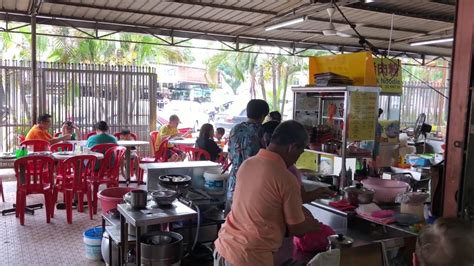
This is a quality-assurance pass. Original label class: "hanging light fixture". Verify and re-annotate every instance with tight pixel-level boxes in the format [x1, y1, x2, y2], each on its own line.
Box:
[410, 37, 453, 46]
[265, 16, 307, 31]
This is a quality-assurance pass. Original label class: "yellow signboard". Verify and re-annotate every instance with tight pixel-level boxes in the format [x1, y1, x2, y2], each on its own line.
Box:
[308, 51, 377, 86]
[373, 58, 403, 94]
[348, 91, 378, 141]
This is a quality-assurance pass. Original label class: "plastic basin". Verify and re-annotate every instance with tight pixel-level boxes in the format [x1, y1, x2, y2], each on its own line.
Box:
[97, 187, 134, 214]
[361, 178, 410, 203]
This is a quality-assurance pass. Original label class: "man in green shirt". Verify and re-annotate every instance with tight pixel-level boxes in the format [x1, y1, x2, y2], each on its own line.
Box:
[86, 121, 117, 148]
[87, 121, 117, 171]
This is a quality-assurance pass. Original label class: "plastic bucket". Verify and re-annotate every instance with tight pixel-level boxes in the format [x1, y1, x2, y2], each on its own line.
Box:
[83, 227, 104, 261]
[203, 169, 229, 195]
[97, 187, 134, 214]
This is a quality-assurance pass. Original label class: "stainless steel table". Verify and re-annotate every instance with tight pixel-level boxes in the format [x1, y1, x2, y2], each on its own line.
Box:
[117, 201, 197, 265]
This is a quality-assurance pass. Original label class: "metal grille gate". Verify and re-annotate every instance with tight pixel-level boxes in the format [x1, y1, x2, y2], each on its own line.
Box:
[0, 60, 157, 155]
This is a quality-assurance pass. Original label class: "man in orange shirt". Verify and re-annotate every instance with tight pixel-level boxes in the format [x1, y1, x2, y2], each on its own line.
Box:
[25, 114, 71, 144]
[214, 121, 321, 266]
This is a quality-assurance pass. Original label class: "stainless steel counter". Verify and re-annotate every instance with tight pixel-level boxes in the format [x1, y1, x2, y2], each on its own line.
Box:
[142, 161, 220, 190]
[117, 201, 197, 265]
[117, 201, 197, 227]
[274, 199, 417, 265]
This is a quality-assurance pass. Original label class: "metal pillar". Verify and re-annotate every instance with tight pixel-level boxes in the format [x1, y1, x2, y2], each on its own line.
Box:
[31, 15, 38, 124]
[443, 0, 474, 218]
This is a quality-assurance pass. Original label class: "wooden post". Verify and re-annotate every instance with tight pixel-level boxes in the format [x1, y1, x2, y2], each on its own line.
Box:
[443, 0, 474, 217]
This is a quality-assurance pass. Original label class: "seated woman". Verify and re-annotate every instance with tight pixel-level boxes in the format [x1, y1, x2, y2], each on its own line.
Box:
[60, 120, 79, 140]
[195, 123, 222, 161]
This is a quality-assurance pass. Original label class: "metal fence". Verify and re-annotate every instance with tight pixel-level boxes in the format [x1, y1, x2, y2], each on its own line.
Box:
[0, 60, 157, 154]
[400, 81, 448, 128]
[378, 81, 448, 130]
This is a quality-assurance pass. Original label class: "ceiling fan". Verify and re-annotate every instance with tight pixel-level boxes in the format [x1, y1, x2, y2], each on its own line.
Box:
[285, 6, 363, 40]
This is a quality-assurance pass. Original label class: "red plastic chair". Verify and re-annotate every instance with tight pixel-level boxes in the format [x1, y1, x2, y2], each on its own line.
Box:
[14, 156, 55, 225]
[136, 137, 174, 185]
[85, 132, 97, 139]
[18, 135, 26, 143]
[21, 139, 50, 152]
[90, 146, 126, 214]
[177, 145, 210, 161]
[90, 143, 118, 154]
[217, 153, 232, 173]
[53, 155, 97, 223]
[54, 132, 61, 138]
[50, 142, 74, 152]
[150, 131, 159, 154]
[114, 132, 138, 140]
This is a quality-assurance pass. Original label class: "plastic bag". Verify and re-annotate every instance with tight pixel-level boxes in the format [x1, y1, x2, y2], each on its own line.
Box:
[293, 224, 336, 252]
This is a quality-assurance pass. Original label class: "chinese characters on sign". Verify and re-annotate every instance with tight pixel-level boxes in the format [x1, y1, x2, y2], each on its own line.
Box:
[373, 58, 403, 94]
[348, 91, 377, 141]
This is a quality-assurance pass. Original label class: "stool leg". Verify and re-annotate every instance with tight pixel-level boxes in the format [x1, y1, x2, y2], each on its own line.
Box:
[0, 179, 4, 202]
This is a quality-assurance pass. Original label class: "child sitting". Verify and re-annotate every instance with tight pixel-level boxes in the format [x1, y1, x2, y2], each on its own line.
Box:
[118, 129, 140, 178]
[215, 127, 225, 147]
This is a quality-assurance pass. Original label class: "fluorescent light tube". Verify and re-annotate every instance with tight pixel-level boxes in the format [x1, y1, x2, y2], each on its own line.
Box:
[410, 37, 453, 46]
[265, 16, 306, 31]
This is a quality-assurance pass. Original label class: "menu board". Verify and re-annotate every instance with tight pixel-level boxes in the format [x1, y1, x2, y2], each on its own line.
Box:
[348, 91, 377, 141]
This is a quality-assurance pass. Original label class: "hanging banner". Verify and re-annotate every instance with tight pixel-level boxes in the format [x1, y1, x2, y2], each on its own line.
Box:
[348, 91, 378, 141]
[373, 57, 403, 94]
[308, 51, 377, 86]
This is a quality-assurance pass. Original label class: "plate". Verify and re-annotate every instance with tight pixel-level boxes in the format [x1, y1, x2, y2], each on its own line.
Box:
[56, 152, 74, 155]
[0, 153, 16, 159]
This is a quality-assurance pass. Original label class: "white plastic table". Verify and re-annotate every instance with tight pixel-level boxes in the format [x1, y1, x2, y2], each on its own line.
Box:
[51, 151, 104, 160]
[117, 141, 149, 184]
[168, 138, 196, 146]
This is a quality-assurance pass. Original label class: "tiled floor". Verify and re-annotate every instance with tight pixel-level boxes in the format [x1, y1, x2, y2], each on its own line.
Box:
[0, 180, 108, 265]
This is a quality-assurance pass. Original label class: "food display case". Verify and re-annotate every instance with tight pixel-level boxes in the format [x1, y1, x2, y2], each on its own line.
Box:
[292, 86, 381, 187]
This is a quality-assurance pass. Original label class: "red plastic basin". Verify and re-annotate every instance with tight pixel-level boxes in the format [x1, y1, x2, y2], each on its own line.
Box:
[97, 187, 134, 214]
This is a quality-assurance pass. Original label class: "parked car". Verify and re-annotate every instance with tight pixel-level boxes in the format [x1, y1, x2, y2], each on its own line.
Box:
[160, 100, 210, 132]
[214, 101, 248, 135]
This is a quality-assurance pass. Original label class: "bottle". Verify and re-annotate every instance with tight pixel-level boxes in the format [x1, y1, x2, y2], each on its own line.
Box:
[354, 160, 363, 181]
[21, 146, 28, 157]
[346, 168, 353, 186]
[362, 159, 368, 178]
[71, 132, 77, 140]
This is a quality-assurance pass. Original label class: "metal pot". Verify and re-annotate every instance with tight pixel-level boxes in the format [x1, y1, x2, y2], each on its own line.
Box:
[124, 189, 148, 209]
[343, 183, 375, 206]
[328, 234, 354, 249]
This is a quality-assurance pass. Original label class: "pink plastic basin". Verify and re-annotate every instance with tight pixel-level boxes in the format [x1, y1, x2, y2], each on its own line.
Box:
[361, 178, 410, 203]
[97, 187, 134, 214]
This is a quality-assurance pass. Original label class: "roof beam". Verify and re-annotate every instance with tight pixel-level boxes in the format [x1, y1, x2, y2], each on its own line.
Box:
[306, 17, 427, 35]
[42, 0, 252, 27]
[0, 10, 452, 58]
[346, 3, 454, 23]
[168, 1, 277, 15]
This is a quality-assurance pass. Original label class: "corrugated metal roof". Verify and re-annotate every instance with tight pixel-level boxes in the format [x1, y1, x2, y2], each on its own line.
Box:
[0, 0, 456, 57]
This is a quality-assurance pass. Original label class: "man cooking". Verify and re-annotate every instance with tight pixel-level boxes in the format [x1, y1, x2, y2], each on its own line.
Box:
[214, 121, 322, 266]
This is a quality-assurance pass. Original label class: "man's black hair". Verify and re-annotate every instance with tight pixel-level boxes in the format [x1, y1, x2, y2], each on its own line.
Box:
[268, 111, 282, 122]
[270, 120, 308, 148]
[38, 114, 52, 123]
[95, 121, 109, 131]
[246, 99, 270, 120]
